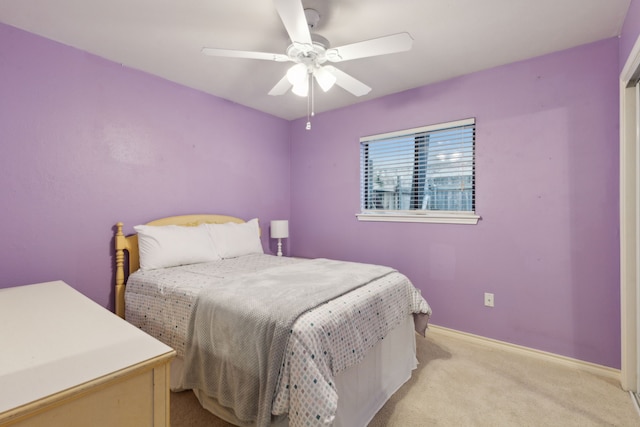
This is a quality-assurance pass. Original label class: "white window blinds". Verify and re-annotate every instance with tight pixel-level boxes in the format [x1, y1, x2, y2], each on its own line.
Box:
[359, 118, 476, 222]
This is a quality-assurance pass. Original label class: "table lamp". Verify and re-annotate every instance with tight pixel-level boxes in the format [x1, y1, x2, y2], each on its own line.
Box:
[270, 220, 289, 257]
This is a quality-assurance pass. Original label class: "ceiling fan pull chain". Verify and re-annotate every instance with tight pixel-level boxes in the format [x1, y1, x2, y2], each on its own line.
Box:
[306, 70, 313, 130]
[311, 73, 315, 118]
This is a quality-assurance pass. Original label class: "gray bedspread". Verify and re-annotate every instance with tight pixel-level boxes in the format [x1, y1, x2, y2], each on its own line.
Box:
[180, 258, 395, 427]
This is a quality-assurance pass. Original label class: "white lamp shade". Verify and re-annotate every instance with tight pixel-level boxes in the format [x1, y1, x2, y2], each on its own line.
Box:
[286, 63, 307, 85]
[291, 75, 309, 97]
[270, 220, 289, 239]
[314, 66, 337, 92]
[287, 64, 308, 97]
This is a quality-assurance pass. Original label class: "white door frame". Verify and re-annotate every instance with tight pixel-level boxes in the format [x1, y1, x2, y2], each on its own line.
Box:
[620, 34, 640, 391]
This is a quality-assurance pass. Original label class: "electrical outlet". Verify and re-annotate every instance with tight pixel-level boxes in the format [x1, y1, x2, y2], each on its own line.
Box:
[484, 292, 494, 307]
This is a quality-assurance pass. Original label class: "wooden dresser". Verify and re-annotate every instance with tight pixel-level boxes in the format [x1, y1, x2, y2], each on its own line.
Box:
[0, 281, 176, 427]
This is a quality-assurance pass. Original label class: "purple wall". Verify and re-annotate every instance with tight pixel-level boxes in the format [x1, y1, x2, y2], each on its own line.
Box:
[0, 23, 291, 309]
[0, 15, 628, 369]
[289, 39, 621, 368]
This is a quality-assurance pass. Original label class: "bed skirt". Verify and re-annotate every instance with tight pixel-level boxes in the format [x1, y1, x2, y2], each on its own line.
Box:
[170, 314, 418, 426]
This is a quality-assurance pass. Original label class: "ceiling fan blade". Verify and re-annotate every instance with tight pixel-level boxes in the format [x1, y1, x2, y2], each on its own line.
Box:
[273, 0, 313, 45]
[325, 32, 413, 63]
[324, 66, 371, 97]
[268, 75, 292, 96]
[201, 47, 289, 62]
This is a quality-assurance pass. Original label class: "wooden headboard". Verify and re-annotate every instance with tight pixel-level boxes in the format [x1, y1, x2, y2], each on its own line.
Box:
[114, 214, 246, 318]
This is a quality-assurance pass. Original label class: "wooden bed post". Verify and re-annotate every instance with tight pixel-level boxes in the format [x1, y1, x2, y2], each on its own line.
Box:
[115, 222, 126, 318]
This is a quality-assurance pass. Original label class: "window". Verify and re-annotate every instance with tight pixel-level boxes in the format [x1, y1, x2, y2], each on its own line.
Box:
[357, 118, 479, 224]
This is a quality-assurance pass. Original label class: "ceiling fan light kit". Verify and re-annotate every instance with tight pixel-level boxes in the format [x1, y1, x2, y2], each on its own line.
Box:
[286, 63, 308, 93]
[201, 0, 413, 129]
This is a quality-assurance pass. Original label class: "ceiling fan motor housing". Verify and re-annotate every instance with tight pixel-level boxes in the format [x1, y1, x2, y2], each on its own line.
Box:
[286, 33, 330, 68]
[284, 8, 329, 68]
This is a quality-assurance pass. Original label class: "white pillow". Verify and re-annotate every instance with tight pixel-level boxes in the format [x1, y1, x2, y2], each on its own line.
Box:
[206, 218, 264, 259]
[134, 224, 220, 270]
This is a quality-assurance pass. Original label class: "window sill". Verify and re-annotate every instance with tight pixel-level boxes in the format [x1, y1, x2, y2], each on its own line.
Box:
[356, 212, 480, 224]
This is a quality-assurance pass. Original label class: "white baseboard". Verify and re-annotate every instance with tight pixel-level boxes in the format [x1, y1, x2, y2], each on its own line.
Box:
[428, 324, 620, 382]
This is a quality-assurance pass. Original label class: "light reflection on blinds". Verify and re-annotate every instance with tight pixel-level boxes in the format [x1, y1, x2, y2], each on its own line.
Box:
[360, 118, 475, 213]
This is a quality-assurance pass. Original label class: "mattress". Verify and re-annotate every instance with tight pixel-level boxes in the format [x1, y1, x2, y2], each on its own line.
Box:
[182, 314, 418, 427]
[125, 254, 431, 426]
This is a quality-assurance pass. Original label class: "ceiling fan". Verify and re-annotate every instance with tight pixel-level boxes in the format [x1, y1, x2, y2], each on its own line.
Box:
[201, 0, 413, 107]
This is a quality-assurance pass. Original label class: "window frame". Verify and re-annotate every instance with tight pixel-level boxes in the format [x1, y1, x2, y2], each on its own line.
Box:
[356, 118, 480, 225]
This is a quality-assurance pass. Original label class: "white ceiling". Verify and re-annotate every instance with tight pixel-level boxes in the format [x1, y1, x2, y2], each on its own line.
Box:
[0, 0, 631, 120]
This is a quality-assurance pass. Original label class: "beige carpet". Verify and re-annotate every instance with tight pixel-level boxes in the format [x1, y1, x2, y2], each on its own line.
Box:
[171, 328, 639, 426]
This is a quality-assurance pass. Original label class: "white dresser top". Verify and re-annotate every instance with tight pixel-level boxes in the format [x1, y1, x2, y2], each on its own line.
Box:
[0, 280, 174, 414]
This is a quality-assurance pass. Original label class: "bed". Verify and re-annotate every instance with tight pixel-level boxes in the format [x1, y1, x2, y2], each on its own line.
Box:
[114, 214, 431, 427]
